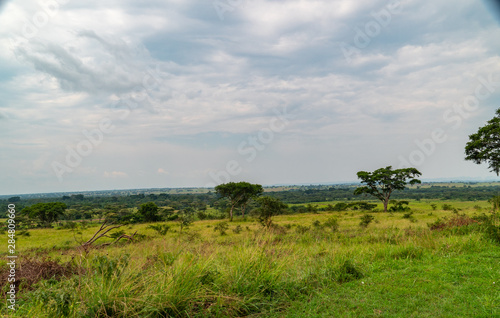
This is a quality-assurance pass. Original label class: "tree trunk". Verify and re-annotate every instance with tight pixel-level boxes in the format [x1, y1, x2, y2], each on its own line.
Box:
[229, 205, 234, 222]
[383, 199, 389, 212]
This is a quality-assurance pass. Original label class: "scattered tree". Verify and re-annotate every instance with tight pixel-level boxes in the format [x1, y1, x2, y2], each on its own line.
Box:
[256, 196, 288, 228]
[21, 202, 67, 226]
[215, 182, 264, 221]
[354, 166, 422, 212]
[138, 202, 160, 223]
[176, 211, 193, 232]
[465, 108, 500, 175]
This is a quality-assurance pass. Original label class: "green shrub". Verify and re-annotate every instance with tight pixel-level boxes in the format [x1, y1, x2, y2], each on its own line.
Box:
[323, 218, 339, 232]
[359, 214, 375, 228]
[442, 204, 454, 211]
[312, 220, 322, 228]
[296, 225, 310, 234]
[335, 260, 364, 283]
[214, 221, 229, 235]
[232, 225, 242, 234]
[147, 224, 170, 236]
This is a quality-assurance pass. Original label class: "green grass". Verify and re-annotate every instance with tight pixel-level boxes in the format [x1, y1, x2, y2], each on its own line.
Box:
[1, 200, 499, 317]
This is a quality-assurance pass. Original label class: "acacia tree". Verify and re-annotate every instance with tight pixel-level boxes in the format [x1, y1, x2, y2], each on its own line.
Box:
[22, 202, 67, 227]
[465, 108, 500, 175]
[354, 166, 422, 212]
[214, 182, 264, 221]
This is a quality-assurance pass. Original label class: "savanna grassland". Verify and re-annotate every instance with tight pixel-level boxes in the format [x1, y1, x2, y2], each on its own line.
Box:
[1, 199, 499, 317]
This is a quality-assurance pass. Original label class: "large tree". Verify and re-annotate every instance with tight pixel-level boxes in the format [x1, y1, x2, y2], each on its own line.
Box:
[465, 108, 500, 175]
[214, 182, 264, 221]
[354, 166, 422, 212]
[22, 202, 67, 226]
[138, 202, 160, 223]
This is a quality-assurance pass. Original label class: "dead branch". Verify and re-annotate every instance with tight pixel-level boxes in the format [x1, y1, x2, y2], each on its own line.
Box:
[79, 220, 133, 255]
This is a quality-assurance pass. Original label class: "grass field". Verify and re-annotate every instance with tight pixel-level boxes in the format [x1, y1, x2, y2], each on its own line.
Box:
[1, 200, 499, 317]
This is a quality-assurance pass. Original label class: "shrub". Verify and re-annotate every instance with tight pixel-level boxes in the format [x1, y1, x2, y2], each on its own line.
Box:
[232, 225, 242, 234]
[296, 225, 310, 234]
[312, 220, 322, 228]
[332, 202, 349, 212]
[147, 224, 171, 236]
[108, 230, 125, 239]
[442, 204, 454, 211]
[323, 218, 339, 232]
[214, 222, 229, 236]
[359, 214, 375, 228]
[336, 260, 363, 283]
[389, 200, 411, 212]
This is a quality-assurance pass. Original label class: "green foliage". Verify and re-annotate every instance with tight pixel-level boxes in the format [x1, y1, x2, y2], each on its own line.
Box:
[389, 200, 411, 212]
[108, 229, 125, 239]
[488, 195, 500, 212]
[332, 202, 348, 211]
[215, 182, 264, 221]
[306, 204, 318, 213]
[347, 201, 377, 211]
[465, 108, 500, 175]
[176, 212, 194, 232]
[402, 212, 414, 219]
[147, 224, 170, 236]
[335, 260, 364, 283]
[295, 225, 310, 234]
[312, 220, 322, 228]
[323, 217, 339, 232]
[442, 203, 454, 211]
[21, 202, 67, 226]
[431, 203, 438, 210]
[359, 214, 375, 228]
[354, 166, 422, 212]
[138, 202, 160, 222]
[256, 196, 288, 228]
[214, 221, 229, 235]
[92, 254, 130, 282]
[232, 225, 242, 234]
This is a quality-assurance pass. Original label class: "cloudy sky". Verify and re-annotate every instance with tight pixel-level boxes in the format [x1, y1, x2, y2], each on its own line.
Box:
[1, 0, 500, 195]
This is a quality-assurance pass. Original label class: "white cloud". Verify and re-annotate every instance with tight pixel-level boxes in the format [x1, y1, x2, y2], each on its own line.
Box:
[1, 0, 500, 194]
[104, 171, 128, 178]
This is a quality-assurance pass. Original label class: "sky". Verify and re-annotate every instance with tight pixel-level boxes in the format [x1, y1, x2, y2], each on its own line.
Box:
[1, 0, 500, 195]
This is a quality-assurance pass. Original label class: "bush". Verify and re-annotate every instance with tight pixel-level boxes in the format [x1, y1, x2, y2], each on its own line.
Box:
[336, 260, 364, 283]
[296, 225, 310, 234]
[214, 222, 229, 236]
[389, 200, 411, 212]
[442, 204, 454, 211]
[359, 214, 375, 228]
[232, 225, 242, 234]
[323, 218, 339, 232]
[312, 220, 322, 228]
[147, 224, 170, 236]
[332, 202, 349, 212]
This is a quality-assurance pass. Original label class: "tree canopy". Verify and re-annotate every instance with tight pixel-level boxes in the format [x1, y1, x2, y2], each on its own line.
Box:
[22, 202, 67, 226]
[465, 108, 500, 175]
[214, 182, 264, 221]
[256, 196, 288, 228]
[354, 166, 422, 212]
[138, 202, 160, 223]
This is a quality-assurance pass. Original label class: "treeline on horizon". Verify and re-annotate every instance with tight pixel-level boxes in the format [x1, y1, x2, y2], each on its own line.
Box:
[2, 183, 500, 219]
